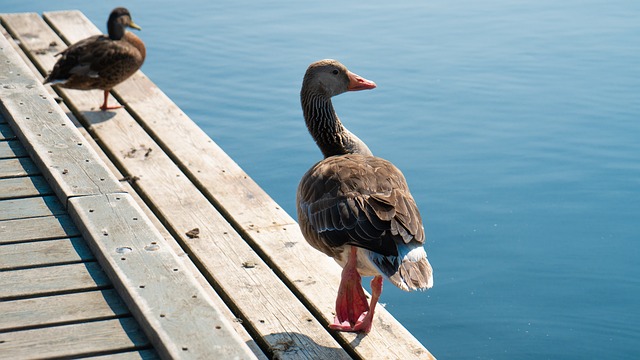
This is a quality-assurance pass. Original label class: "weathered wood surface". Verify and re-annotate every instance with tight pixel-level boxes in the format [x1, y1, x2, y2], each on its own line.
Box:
[0, 18, 258, 360]
[0, 139, 27, 158]
[0, 237, 93, 270]
[0, 318, 151, 359]
[0, 17, 125, 205]
[21, 10, 354, 360]
[0, 157, 39, 178]
[0, 123, 15, 140]
[0, 10, 436, 359]
[0, 262, 110, 300]
[86, 350, 160, 360]
[0, 20, 265, 360]
[0, 195, 66, 221]
[40, 10, 435, 360]
[0, 289, 128, 332]
[0, 214, 79, 244]
[68, 193, 260, 360]
[0, 175, 52, 200]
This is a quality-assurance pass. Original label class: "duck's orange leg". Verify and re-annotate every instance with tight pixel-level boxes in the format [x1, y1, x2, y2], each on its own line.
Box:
[329, 246, 371, 332]
[99, 90, 123, 111]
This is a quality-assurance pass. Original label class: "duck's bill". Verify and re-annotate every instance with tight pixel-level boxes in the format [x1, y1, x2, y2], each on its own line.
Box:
[129, 21, 142, 31]
[347, 71, 377, 91]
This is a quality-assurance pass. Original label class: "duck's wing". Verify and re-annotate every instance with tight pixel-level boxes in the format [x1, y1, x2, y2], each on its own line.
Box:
[297, 154, 425, 257]
[45, 35, 140, 84]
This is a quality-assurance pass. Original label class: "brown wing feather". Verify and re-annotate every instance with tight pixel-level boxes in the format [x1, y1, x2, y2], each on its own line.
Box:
[297, 154, 424, 258]
[45, 34, 144, 90]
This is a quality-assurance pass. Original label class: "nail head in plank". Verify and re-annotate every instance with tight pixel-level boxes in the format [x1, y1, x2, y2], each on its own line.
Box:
[0, 262, 110, 300]
[0, 317, 150, 359]
[68, 193, 257, 360]
[0, 289, 129, 332]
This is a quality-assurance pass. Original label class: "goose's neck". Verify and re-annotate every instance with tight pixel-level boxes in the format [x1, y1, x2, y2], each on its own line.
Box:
[302, 92, 372, 158]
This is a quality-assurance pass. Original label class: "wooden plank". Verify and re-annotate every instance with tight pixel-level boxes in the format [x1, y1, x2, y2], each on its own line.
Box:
[43, 11, 434, 360]
[0, 175, 52, 200]
[87, 350, 160, 360]
[69, 193, 258, 360]
[60, 90, 351, 358]
[0, 289, 129, 332]
[0, 214, 80, 244]
[0, 317, 150, 359]
[0, 123, 16, 140]
[0, 16, 125, 206]
[0, 157, 39, 178]
[0, 139, 27, 158]
[0, 262, 110, 300]
[1, 21, 265, 360]
[30, 11, 351, 359]
[0, 237, 94, 270]
[0, 195, 66, 221]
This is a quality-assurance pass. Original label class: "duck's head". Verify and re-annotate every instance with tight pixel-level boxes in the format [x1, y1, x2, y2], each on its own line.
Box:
[302, 59, 376, 98]
[107, 7, 141, 39]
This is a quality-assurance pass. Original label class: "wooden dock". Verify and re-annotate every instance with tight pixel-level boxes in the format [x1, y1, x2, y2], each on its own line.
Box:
[0, 10, 435, 360]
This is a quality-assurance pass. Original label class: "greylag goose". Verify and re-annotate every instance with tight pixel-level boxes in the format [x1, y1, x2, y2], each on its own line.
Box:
[44, 7, 145, 111]
[297, 59, 433, 333]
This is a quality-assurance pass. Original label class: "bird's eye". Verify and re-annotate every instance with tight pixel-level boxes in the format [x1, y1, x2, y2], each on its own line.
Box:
[332, 69, 339, 75]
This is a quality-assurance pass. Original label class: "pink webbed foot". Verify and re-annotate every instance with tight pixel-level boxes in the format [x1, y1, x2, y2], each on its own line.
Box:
[329, 247, 384, 333]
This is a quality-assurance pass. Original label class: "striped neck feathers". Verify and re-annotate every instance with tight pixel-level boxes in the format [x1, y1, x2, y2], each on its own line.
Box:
[302, 93, 372, 158]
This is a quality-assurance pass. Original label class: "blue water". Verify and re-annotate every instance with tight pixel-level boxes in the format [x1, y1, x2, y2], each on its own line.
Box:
[5, 1, 640, 358]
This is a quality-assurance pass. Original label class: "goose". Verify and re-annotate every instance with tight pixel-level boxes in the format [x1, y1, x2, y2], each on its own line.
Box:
[297, 59, 433, 333]
[44, 7, 145, 111]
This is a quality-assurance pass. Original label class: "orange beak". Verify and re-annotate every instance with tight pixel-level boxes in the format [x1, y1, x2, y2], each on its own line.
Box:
[347, 71, 377, 91]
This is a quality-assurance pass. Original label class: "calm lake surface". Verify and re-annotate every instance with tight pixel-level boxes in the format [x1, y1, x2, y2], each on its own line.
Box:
[5, 1, 639, 358]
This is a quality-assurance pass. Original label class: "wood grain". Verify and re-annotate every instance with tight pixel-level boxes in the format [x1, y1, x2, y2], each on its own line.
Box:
[0, 139, 27, 158]
[0, 317, 150, 359]
[0, 262, 110, 300]
[0, 195, 66, 221]
[0, 157, 39, 179]
[0, 123, 15, 140]
[0, 237, 94, 270]
[0, 289, 129, 332]
[0, 214, 80, 244]
[0, 175, 52, 200]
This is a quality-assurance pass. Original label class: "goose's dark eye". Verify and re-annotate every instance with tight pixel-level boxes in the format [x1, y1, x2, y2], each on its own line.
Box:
[332, 69, 339, 75]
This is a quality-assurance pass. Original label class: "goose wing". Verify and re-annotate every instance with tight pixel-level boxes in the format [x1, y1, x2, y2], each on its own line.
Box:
[297, 154, 424, 258]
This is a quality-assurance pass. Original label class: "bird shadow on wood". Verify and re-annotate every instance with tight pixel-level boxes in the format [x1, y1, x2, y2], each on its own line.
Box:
[80, 109, 118, 124]
[262, 332, 352, 360]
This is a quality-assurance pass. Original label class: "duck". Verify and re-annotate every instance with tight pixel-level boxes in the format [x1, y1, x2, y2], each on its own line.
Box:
[297, 59, 433, 333]
[44, 7, 145, 111]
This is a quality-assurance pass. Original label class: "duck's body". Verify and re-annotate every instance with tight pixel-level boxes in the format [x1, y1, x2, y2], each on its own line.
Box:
[297, 60, 433, 333]
[44, 7, 145, 111]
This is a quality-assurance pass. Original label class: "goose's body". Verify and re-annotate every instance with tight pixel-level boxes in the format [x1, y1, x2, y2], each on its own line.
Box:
[44, 7, 145, 111]
[297, 60, 433, 333]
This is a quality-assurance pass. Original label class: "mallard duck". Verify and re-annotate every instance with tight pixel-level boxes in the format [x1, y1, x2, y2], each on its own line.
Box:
[297, 59, 433, 333]
[44, 7, 145, 111]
